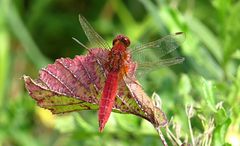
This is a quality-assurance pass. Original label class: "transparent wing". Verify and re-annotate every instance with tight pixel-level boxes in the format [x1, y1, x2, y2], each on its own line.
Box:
[137, 57, 185, 72]
[131, 32, 185, 59]
[130, 32, 185, 74]
[79, 15, 111, 50]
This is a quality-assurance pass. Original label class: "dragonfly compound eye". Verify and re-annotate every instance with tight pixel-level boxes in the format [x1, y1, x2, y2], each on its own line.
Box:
[113, 34, 130, 47]
[121, 36, 130, 47]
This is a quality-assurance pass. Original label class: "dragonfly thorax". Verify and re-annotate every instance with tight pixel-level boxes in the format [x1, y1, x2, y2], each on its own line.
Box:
[106, 35, 130, 73]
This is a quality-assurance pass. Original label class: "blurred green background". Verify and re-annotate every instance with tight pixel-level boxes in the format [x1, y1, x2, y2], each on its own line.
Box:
[0, 0, 240, 146]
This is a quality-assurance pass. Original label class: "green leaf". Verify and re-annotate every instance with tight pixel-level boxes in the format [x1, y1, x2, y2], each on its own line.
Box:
[0, 0, 10, 107]
[185, 16, 222, 62]
[213, 118, 231, 145]
[115, 113, 141, 132]
[6, 2, 50, 69]
[214, 106, 229, 126]
[224, 1, 240, 61]
[178, 74, 191, 96]
[201, 77, 216, 112]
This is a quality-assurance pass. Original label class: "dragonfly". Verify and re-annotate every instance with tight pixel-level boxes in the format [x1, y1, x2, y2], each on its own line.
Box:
[76, 15, 185, 132]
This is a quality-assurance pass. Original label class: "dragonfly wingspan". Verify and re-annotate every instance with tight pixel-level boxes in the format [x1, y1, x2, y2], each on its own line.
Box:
[137, 57, 185, 71]
[130, 32, 185, 74]
[79, 15, 111, 50]
[131, 32, 185, 57]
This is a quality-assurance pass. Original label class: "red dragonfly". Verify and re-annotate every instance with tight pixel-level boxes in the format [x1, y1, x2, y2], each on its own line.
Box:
[76, 15, 185, 132]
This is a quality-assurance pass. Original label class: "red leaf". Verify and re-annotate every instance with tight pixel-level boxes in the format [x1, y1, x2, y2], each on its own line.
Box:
[24, 48, 167, 128]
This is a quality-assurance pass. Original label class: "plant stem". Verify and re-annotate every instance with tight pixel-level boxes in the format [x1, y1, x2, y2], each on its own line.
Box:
[156, 127, 168, 146]
[188, 116, 195, 146]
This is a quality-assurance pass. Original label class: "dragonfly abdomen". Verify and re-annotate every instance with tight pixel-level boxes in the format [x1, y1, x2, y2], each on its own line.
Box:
[98, 71, 119, 132]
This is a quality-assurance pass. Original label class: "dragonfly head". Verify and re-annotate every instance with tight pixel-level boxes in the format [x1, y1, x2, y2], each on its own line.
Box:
[113, 34, 130, 48]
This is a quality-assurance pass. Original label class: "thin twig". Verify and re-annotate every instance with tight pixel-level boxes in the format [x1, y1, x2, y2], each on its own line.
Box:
[156, 127, 168, 146]
[186, 105, 195, 146]
[166, 127, 182, 145]
[188, 116, 195, 146]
